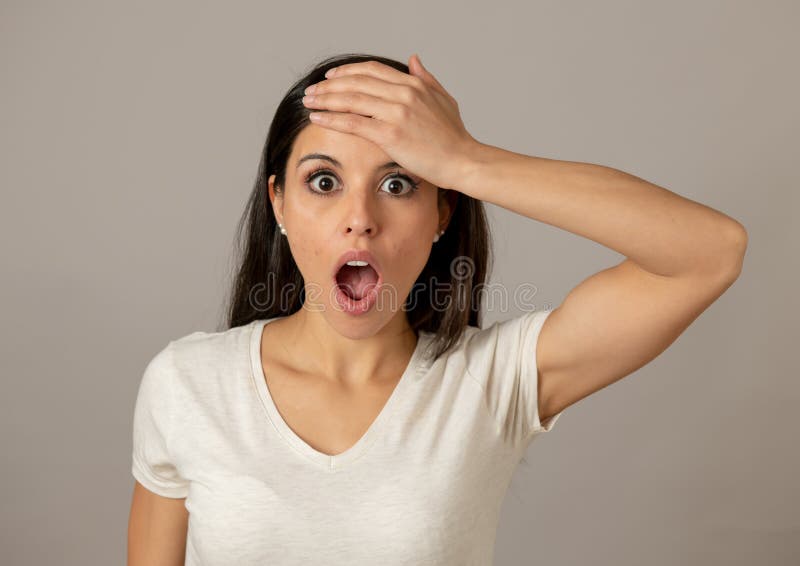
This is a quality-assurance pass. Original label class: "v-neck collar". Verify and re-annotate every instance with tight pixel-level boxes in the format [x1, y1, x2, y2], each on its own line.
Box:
[249, 317, 431, 472]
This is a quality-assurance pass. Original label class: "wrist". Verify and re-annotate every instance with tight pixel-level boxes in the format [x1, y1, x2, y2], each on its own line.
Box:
[452, 140, 500, 200]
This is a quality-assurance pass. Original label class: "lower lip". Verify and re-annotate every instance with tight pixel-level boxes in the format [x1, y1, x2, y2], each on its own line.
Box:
[332, 272, 383, 316]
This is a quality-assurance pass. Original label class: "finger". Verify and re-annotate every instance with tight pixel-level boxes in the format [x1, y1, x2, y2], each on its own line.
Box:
[303, 90, 402, 122]
[307, 111, 386, 145]
[309, 74, 417, 106]
[326, 59, 415, 88]
[409, 54, 453, 101]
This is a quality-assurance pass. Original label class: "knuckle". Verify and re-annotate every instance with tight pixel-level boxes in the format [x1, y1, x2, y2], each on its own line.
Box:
[345, 76, 361, 90]
[385, 124, 401, 142]
[396, 103, 411, 120]
[401, 86, 417, 104]
[442, 90, 458, 106]
[408, 75, 425, 90]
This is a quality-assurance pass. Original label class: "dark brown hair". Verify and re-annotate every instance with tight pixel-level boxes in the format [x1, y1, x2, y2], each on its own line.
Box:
[222, 52, 493, 361]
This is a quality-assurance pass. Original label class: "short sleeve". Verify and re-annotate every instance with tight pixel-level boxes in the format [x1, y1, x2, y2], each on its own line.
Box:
[463, 309, 564, 448]
[131, 342, 190, 498]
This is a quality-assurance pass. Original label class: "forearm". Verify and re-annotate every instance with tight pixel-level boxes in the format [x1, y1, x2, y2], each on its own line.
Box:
[456, 142, 748, 279]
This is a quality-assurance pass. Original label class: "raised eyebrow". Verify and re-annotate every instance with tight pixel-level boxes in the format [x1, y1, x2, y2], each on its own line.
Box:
[296, 153, 402, 172]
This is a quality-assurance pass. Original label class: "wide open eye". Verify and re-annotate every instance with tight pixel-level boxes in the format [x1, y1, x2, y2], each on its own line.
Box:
[379, 173, 420, 198]
[303, 167, 420, 198]
[304, 168, 340, 196]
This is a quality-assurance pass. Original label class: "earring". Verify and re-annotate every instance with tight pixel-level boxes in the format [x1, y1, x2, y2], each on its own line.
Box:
[278, 223, 287, 236]
[433, 229, 445, 243]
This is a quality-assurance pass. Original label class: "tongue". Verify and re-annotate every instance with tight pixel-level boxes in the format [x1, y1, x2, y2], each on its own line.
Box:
[336, 265, 378, 300]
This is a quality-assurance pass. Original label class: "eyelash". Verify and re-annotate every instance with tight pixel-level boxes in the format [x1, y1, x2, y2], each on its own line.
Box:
[303, 166, 420, 198]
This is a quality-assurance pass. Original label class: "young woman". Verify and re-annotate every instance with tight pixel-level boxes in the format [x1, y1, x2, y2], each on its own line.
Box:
[128, 53, 747, 565]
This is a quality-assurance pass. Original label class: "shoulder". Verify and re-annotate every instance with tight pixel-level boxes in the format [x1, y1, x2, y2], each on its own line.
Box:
[455, 310, 548, 353]
[438, 310, 551, 381]
[171, 320, 254, 357]
[148, 321, 257, 386]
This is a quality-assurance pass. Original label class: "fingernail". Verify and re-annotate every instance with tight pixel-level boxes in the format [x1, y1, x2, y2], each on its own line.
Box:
[304, 84, 316, 95]
[325, 68, 336, 78]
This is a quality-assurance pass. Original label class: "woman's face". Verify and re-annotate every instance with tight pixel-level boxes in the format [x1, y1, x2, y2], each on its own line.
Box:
[268, 123, 452, 335]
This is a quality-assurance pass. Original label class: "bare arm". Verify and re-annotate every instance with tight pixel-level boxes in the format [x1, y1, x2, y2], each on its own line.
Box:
[457, 142, 748, 422]
[127, 480, 189, 566]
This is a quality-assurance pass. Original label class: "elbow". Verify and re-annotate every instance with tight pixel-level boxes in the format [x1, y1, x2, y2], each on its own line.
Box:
[715, 220, 748, 282]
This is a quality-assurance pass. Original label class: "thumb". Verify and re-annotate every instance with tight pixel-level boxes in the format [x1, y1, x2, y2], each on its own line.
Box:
[409, 53, 450, 98]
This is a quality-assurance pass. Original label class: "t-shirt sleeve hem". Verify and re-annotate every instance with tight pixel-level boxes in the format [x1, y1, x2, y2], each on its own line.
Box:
[522, 309, 565, 439]
[132, 461, 190, 499]
[534, 408, 564, 433]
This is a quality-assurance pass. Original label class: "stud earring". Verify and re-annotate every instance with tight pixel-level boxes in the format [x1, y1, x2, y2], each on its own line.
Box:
[433, 229, 445, 243]
[278, 223, 287, 236]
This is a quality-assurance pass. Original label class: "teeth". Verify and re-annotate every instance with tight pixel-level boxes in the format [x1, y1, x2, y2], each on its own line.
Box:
[345, 260, 369, 267]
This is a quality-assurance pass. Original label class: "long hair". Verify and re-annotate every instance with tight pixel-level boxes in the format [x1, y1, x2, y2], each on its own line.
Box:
[222, 52, 493, 361]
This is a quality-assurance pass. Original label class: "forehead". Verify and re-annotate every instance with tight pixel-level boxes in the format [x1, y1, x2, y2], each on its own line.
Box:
[290, 124, 394, 169]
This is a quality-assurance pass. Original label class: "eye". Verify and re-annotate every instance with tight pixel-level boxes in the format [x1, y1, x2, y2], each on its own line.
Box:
[379, 172, 420, 198]
[304, 168, 340, 196]
[302, 167, 420, 198]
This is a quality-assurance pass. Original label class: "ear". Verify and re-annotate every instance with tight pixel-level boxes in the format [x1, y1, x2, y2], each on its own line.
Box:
[437, 188, 457, 231]
[268, 174, 284, 224]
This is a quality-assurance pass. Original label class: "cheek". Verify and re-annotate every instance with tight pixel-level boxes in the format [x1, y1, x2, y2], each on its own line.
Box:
[383, 202, 438, 282]
[282, 192, 324, 264]
[282, 222, 325, 284]
[388, 234, 433, 287]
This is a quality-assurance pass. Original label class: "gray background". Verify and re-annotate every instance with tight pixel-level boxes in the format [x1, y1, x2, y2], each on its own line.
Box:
[2, 0, 797, 564]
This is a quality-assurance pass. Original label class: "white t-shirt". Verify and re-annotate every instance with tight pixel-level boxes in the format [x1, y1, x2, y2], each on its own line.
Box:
[131, 309, 564, 565]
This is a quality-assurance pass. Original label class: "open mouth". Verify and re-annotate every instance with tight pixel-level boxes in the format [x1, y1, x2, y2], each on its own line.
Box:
[335, 263, 380, 301]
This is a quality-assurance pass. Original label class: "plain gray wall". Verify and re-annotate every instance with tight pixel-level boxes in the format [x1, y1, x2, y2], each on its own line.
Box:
[1, 0, 797, 564]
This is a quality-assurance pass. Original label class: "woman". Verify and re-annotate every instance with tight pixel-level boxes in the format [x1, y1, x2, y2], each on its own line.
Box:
[128, 53, 748, 565]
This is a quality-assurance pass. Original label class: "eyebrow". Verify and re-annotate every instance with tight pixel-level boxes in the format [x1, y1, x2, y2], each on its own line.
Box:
[296, 153, 402, 172]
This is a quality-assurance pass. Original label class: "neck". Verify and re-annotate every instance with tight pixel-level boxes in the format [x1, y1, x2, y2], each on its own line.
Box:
[282, 308, 418, 387]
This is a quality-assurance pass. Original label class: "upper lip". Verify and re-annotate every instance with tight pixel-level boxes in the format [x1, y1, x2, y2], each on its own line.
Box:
[332, 248, 383, 282]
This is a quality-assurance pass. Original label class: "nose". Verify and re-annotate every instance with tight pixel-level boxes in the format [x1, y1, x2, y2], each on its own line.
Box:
[340, 190, 378, 238]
